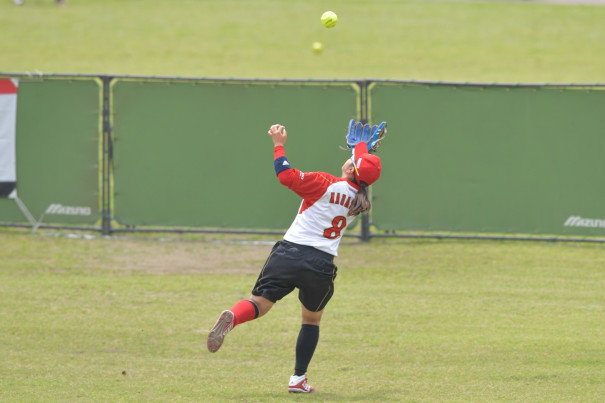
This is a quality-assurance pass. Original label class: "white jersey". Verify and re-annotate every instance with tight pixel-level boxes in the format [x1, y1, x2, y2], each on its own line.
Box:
[274, 146, 360, 256]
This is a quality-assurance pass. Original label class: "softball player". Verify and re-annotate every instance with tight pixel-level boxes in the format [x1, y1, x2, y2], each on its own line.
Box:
[207, 123, 382, 393]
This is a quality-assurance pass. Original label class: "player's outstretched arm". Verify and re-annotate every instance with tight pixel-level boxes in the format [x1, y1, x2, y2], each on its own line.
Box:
[268, 124, 287, 147]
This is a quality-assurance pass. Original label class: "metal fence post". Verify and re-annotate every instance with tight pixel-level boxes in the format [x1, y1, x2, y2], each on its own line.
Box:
[101, 76, 112, 235]
[359, 80, 371, 242]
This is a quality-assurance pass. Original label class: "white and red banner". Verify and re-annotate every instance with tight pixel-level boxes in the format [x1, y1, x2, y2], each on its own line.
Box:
[0, 78, 18, 198]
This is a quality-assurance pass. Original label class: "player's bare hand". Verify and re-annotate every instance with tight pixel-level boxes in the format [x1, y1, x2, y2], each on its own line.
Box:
[268, 124, 287, 147]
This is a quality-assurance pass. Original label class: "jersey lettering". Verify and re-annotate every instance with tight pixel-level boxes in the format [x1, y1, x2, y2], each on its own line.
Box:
[329, 192, 352, 208]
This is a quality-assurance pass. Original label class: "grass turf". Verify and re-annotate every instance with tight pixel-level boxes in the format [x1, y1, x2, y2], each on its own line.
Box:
[1, 0, 604, 83]
[1, 228, 604, 401]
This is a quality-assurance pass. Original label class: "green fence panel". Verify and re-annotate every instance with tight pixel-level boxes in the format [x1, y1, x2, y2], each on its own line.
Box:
[0, 199, 22, 223]
[112, 79, 359, 229]
[370, 82, 605, 237]
[0, 77, 101, 226]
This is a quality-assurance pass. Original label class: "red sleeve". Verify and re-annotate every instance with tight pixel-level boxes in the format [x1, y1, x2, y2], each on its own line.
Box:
[278, 170, 339, 200]
[274, 145, 286, 159]
[274, 145, 339, 200]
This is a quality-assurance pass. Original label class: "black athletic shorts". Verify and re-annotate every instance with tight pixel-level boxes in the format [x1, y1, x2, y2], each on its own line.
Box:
[251, 240, 338, 312]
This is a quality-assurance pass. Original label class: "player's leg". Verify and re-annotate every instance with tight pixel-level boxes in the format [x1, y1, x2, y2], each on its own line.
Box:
[249, 294, 274, 317]
[289, 305, 323, 393]
[207, 297, 272, 353]
[288, 244, 336, 393]
[297, 305, 323, 375]
[208, 241, 295, 353]
[301, 304, 323, 325]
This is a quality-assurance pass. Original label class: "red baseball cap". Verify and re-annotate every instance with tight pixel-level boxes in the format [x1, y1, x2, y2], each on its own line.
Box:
[352, 142, 381, 186]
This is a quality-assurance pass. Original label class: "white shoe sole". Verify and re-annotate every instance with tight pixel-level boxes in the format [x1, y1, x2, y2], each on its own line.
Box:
[207, 310, 234, 353]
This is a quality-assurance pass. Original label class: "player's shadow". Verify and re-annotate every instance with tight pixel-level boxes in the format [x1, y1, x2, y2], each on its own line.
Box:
[259, 388, 403, 402]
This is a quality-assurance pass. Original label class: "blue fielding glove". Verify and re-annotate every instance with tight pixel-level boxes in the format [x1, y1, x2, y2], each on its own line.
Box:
[345, 119, 387, 153]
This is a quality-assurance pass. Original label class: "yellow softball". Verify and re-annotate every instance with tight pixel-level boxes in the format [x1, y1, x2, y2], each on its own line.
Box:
[321, 11, 338, 28]
[312, 41, 324, 54]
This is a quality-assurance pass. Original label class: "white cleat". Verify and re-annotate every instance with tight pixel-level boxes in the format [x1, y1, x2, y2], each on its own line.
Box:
[288, 374, 315, 393]
[207, 310, 234, 353]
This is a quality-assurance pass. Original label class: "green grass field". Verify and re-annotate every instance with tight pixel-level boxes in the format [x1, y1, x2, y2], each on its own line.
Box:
[2, 0, 605, 401]
[1, 0, 604, 83]
[1, 228, 604, 402]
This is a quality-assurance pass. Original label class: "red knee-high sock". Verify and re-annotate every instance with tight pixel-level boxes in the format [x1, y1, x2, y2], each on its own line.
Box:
[230, 300, 259, 327]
